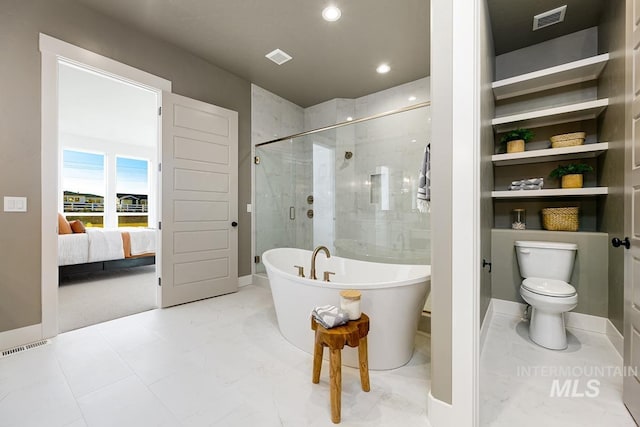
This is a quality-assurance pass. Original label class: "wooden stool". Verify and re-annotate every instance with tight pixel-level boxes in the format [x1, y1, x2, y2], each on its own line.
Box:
[311, 313, 370, 424]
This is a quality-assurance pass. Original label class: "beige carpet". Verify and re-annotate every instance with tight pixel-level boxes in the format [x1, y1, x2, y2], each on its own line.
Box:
[58, 265, 157, 332]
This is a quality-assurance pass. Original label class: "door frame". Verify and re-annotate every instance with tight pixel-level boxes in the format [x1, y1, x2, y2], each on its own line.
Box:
[39, 34, 171, 338]
[428, 0, 481, 425]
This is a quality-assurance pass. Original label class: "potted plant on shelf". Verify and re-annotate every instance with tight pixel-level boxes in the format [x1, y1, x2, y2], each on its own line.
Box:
[549, 163, 594, 189]
[500, 128, 534, 153]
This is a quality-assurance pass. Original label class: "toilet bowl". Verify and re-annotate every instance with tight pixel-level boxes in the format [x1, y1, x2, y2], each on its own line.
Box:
[515, 241, 578, 350]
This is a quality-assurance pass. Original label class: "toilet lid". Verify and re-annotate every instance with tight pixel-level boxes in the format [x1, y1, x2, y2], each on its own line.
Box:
[522, 277, 576, 297]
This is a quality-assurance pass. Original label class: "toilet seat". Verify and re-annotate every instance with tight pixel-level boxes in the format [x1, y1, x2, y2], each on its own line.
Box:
[522, 277, 576, 297]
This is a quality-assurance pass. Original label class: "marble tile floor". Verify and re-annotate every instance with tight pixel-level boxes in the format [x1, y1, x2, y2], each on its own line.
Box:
[0, 285, 432, 427]
[480, 313, 637, 427]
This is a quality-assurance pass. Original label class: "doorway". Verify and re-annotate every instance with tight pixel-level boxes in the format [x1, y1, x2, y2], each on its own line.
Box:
[56, 61, 160, 332]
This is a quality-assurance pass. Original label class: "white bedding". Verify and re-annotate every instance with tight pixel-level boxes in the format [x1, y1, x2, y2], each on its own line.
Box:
[87, 229, 125, 262]
[123, 228, 156, 255]
[58, 233, 89, 266]
[58, 228, 156, 266]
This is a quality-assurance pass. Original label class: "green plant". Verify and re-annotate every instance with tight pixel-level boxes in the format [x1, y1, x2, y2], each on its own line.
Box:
[500, 128, 534, 144]
[549, 163, 594, 179]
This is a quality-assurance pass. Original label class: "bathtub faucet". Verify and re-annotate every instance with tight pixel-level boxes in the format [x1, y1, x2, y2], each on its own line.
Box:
[310, 245, 331, 280]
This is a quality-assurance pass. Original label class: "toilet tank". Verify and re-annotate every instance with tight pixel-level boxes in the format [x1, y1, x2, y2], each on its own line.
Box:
[514, 240, 577, 282]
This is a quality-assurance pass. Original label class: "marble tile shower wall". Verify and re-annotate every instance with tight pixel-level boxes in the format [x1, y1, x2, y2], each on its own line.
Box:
[252, 78, 432, 268]
[339, 107, 432, 264]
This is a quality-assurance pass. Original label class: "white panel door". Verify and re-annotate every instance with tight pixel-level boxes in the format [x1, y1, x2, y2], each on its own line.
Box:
[160, 92, 238, 308]
[624, 0, 640, 421]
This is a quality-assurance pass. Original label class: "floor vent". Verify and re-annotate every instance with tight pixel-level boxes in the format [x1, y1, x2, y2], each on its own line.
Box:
[1, 339, 50, 358]
[533, 5, 567, 31]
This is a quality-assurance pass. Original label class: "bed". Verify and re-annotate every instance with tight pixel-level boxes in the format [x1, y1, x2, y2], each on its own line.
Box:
[58, 227, 156, 280]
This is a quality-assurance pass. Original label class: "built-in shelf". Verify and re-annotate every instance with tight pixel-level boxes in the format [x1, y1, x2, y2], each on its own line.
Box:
[492, 54, 610, 100]
[492, 187, 609, 198]
[492, 228, 608, 236]
[492, 142, 609, 166]
[492, 98, 609, 133]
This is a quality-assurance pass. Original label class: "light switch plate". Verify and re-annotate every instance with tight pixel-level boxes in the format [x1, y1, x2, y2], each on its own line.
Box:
[246, 203, 252, 213]
[4, 196, 27, 212]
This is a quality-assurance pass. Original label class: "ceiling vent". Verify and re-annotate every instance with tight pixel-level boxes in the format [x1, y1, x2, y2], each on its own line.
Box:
[532, 5, 567, 31]
[265, 49, 292, 65]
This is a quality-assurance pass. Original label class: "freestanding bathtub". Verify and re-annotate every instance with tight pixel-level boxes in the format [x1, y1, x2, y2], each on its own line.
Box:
[262, 247, 431, 370]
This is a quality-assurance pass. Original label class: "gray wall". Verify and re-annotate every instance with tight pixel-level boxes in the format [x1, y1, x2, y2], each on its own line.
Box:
[480, 0, 495, 325]
[0, 0, 252, 333]
[597, 0, 626, 334]
[491, 229, 609, 317]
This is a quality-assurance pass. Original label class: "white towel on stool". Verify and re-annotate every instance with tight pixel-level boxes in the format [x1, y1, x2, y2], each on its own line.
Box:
[312, 305, 349, 329]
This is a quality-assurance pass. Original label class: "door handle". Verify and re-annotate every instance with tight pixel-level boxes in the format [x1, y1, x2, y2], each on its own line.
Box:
[231, 221, 238, 227]
[612, 237, 630, 249]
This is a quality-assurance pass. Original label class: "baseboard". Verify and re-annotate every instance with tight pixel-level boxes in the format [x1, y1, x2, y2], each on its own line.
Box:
[491, 298, 526, 318]
[0, 323, 42, 352]
[606, 319, 623, 358]
[491, 298, 608, 334]
[565, 311, 607, 333]
[238, 275, 252, 287]
[251, 273, 270, 289]
[427, 391, 453, 427]
[480, 299, 494, 354]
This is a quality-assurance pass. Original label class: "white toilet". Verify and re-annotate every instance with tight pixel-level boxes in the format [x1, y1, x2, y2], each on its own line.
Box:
[515, 240, 578, 350]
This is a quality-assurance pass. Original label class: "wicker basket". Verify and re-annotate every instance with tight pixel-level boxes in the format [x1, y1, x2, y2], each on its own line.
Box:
[550, 132, 586, 148]
[542, 207, 579, 231]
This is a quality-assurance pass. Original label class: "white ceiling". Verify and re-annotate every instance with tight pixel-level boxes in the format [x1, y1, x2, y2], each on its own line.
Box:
[58, 62, 158, 147]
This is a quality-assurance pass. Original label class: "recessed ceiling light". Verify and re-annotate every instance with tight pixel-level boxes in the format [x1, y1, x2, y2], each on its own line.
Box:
[346, 116, 353, 121]
[376, 63, 390, 74]
[408, 96, 417, 101]
[322, 6, 341, 22]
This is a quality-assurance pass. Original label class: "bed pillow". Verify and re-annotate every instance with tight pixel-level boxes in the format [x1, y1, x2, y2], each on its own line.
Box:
[70, 220, 86, 233]
[58, 213, 73, 235]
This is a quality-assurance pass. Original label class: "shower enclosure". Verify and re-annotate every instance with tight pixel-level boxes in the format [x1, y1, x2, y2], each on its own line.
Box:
[254, 103, 431, 274]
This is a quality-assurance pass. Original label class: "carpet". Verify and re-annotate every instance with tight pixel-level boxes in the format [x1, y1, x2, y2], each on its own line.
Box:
[58, 265, 157, 332]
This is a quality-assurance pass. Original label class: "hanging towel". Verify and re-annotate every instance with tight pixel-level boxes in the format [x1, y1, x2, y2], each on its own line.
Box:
[417, 143, 431, 213]
[312, 305, 350, 329]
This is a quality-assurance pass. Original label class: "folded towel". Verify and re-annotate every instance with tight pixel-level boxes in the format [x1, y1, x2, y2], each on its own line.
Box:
[509, 184, 543, 191]
[524, 178, 544, 185]
[511, 177, 544, 186]
[312, 305, 350, 329]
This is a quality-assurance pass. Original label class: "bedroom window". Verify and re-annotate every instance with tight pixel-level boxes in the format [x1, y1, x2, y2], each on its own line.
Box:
[116, 156, 149, 228]
[62, 149, 105, 228]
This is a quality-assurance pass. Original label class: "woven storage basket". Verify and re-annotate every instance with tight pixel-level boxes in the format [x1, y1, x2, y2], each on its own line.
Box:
[550, 132, 586, 148]
[542, 207, 579, 231]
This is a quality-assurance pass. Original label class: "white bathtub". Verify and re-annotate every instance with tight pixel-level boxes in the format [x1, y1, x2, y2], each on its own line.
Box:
[262, 248, 431, 370]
